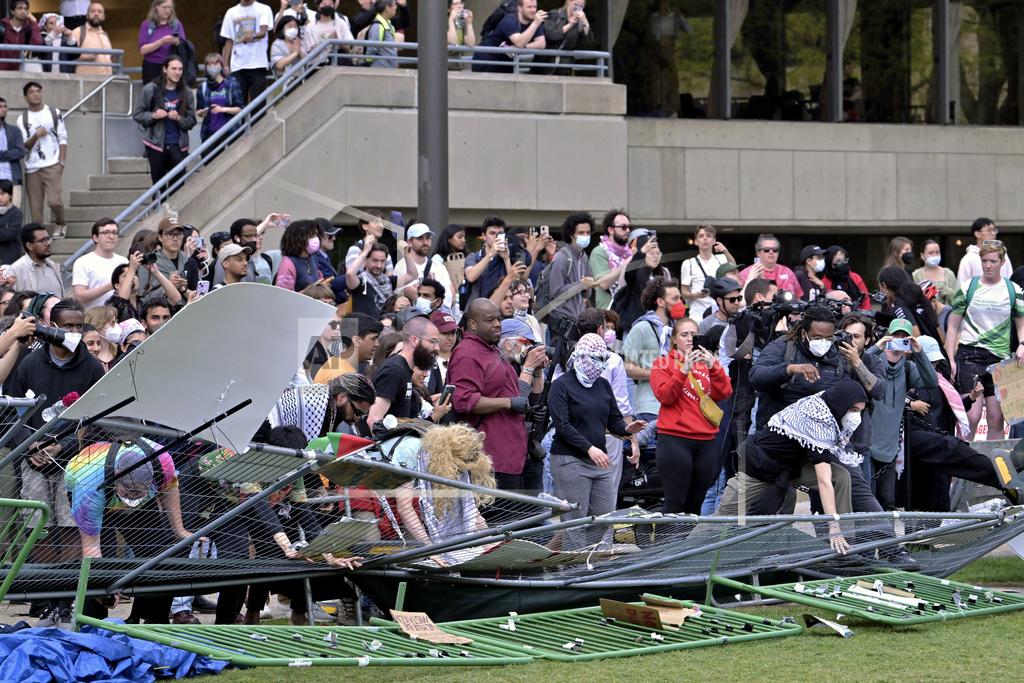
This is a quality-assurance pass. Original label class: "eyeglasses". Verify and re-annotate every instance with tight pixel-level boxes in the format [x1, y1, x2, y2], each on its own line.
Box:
[723, 295, 743, 303]
[328, 320, 342, 329]
[759, 247, 779, 253]
[32, 236, 53, 244]
[982, 240, 1003, 247]
[612, 223, 632, 230]
[161, 231, 184, 239]
[96, 229, 118, 237]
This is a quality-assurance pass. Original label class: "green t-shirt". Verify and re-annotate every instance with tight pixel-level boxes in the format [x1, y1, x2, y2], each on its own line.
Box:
[951, 278, 1024, 359]
[589, 244, 613, 309]
[622, 319, 664, 415]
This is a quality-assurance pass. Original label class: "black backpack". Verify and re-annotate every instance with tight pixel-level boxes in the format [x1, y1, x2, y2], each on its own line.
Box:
[174, 36, 199, 89]
[481, 0, 517, 40]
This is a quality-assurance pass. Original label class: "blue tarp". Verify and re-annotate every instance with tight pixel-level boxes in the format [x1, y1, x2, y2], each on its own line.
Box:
[0, 621, 228, 683]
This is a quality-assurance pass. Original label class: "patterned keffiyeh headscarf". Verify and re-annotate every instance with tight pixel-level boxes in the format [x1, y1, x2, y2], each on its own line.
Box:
[767, 380, 868, 468]
[268, 384, 330, 441]
[571, 333, 610, 388]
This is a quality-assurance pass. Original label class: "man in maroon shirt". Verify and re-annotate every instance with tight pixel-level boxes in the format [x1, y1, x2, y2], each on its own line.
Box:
[448, 298, 548, 492]
[0, 1, 42, 71]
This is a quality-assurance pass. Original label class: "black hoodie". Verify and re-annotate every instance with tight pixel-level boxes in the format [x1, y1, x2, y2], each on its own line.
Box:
[8, 342, 105, 428]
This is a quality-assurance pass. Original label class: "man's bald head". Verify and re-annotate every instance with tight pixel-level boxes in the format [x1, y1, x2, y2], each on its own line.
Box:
[403, 314, 433, 339]
[825, 289, 852, 303]
[466, 298, 502, 345]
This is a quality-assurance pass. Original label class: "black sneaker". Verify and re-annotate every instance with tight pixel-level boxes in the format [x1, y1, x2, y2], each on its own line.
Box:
[191, 596, 218, 614]
[878, 545, 921, 572]
[36, 607, 72, 628]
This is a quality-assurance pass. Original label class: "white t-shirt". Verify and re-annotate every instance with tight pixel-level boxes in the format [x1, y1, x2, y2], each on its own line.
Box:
[72, 251, 128, 308]
[16, 107, 68, 172]
[221, 2, 274, 71]
[679, 253, 726, 321]
[395, 254, 454, 309]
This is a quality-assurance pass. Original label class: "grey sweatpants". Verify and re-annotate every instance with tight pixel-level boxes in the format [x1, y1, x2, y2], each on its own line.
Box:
[550, 452, 618, 549]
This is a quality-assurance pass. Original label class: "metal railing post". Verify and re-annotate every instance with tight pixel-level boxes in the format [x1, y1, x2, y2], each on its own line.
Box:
[101, 87, 107, 175]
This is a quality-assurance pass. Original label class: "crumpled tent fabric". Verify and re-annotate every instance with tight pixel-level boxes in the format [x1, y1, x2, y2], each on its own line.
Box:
[0, 622, 228, 682]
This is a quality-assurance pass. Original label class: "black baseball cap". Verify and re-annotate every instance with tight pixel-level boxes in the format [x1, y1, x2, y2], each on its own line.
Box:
[799, 245, 825, 262]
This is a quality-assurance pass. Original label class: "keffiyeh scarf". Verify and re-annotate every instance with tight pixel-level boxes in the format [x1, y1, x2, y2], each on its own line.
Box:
[767, 391, 863, 468]
[269, 383, 330, 442]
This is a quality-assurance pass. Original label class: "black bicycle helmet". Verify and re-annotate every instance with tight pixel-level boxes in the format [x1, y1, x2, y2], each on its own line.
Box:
[330, 372, 376, 405]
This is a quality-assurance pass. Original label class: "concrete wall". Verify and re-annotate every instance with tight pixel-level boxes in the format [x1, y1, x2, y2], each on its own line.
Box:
[627, 118, 1024, 234]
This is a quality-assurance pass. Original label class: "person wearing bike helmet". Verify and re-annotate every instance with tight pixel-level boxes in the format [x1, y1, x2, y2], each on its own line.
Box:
[327, 372, 375, 435]
[268, 372, 375, 440]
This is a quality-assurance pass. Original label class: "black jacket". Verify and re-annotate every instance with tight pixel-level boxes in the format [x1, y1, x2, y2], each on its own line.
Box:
[749, 335, 850, 430]
[0, 204, 24, 266]
[8, 343, 105, 428]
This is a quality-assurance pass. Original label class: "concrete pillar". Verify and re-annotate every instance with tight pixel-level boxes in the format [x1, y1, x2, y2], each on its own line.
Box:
[418, 0, 449, 234]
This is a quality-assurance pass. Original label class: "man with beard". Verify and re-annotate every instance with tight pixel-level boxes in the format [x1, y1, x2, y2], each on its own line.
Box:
[347, 238, 415, 319]
[367, 314, 440, 429]
[396, 223, 453, 310]
[589, 209, 633, 310]
[73, 2, 113, 76]
[268, 372, 376, 439]
[448, 298, 549, 492]
[9, 223, 62, 295]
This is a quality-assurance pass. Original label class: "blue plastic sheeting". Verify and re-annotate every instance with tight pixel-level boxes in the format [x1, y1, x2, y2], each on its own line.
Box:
[0, 622, 228, 682]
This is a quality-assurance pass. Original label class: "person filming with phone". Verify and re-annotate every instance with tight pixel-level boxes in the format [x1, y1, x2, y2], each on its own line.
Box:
[862, 318, 937, 509]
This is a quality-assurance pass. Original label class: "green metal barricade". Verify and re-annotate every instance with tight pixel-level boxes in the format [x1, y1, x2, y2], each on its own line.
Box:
[713, 572, 1024, 625]
[0, 498, 50, 603]
[436, 597, 804, 662]
[75, 618, 532, 667]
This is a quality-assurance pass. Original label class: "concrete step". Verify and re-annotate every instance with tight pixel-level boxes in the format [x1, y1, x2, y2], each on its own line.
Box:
[50, 237, 87, 259]
[64, 206, 124, 223]
[107, 157, 148, 174]
[65, 221, 93, 239]
[89, 173, 152, 191]
[69, 189, 138, 207]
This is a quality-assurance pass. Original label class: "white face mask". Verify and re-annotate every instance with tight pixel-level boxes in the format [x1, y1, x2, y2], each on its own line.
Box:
[925, 255, 941, 267]
[206, 64, 223, 78]
[118, 494, 146, 508]
[841, 410, 862, 433]
[284, 26, 299, 40]
[813, 258, 825, 273]
[415, 297, 432, 313]
[104, 326, 121, 344]
[0, 205, 9, 215]
[807, 338, 832, 358]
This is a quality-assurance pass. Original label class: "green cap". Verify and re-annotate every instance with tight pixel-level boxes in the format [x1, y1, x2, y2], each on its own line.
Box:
[887, 318, 914, 336]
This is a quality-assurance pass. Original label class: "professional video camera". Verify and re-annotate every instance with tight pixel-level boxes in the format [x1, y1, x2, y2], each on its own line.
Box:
[17, 311, 82, 352]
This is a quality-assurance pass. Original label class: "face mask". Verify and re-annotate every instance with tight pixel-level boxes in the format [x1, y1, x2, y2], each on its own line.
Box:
[807, 337, 832, 358]
[48, 30, 61, 40]
[207, 64, 222, 77]
[512, 308, 529, 320]
[284, 26, 299, 40]
[241, 239, 258, 253]
[0, 206, 8, 215]
[575, 235, 591, 249]
[104, 326, 121, 344]
[832, 261, 850, 277]
[415, 297, 433, 313]
[573, 353, 607, 388]
[901, 252, 914, 265]
[320, 5, 336, 17]
[925, 255, 941, 267]
[813, 258, 825, 273]
[841, 410, 862, 433]
[306, 236, 320, 253]
[603, 329, 617, 347]
[669, 301, 687, 320]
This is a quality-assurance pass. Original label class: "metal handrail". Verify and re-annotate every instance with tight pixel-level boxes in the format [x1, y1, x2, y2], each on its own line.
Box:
[0, 43, 125, 71]
[59, 74, 133, 175]
[59, 38, 612, 276]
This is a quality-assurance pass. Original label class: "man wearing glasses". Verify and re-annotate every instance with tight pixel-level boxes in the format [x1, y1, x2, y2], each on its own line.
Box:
[367, 315, 440, 428]
[589, 209, 634, 310]
[739, 233, 803, 299]
[72, 217, 128, 307]
[9, 222, 63, 296]
[136, 215, 193, 304]
[957, 217, 1013, 287]
[699, 277, 744, 335]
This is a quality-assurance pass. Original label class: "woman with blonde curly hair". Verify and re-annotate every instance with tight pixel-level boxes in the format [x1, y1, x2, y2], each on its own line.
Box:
[393, 424, 495, 565]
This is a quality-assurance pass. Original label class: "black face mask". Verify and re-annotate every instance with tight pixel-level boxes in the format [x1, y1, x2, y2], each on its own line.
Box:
[240, 239, 258, 254]
[832, 261, 850, 277]
[320, 5, 336, 17]
[900, 251, 914, 265]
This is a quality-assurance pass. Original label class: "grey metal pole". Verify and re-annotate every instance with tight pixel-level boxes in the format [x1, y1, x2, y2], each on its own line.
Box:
[418, 0, 449, 234]
[711, 0, 731, 119]
[825, 0, 843, 122]
[933, 0, 951, 124]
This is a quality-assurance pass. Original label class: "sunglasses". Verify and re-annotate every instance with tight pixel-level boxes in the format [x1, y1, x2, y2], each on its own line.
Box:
[759, 247, 779, 253]
[982, 239, 1003, 247]
[723, 295, 743, 303]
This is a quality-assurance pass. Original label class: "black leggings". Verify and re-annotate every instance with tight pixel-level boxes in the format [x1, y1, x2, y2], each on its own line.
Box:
[655, 433, 719, 514]
[233, 68, 268, 104]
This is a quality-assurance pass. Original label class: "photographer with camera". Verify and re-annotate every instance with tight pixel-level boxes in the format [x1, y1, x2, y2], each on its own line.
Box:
[107, 251, 182, 323]
[862, 319, 937, 509]
[450, 298, 550, 493]
[495, 317, 549, 493]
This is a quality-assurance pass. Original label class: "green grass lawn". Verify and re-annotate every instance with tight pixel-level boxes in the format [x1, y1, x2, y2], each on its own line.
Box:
[201, 556, 1024, 683]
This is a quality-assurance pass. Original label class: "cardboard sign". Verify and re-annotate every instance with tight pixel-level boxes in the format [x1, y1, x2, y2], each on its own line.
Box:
[992, 359, 1024, 424]
[599, 599, 665, 630]
[390, 610, 472, 645]
[639, 595, 698, 627]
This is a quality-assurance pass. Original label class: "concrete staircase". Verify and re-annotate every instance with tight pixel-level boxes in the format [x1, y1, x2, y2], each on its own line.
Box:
[52, 157, 150, 261]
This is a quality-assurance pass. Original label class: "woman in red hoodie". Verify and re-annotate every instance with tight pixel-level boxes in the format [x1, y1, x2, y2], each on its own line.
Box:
[651, 317, 732, 514]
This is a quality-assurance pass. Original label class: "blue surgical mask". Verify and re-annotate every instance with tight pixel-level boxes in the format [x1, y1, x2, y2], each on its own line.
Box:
[925, 255, 941, 267]
[575, 235, 591, 249]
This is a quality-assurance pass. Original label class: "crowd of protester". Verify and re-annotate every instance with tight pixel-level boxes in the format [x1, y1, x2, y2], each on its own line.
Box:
[0, 201, 1022, 627]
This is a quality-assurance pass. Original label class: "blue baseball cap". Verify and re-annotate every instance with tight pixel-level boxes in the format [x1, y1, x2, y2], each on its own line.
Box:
[500, 318, 537, 342]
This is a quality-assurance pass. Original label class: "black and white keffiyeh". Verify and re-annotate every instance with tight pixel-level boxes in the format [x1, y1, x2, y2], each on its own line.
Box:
[767, 388, 864, 468]
[268, 384, 331, 442]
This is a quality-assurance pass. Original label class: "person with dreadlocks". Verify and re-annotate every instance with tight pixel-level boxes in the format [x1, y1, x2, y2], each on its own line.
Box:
[750, 304, 852, 430]
[715, 379, 867, 555]
[394, 424, 496, 566]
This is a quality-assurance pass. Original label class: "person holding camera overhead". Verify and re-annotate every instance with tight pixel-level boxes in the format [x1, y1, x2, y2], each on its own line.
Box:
[549, 333, 646, 544]
[106, 252, 182, 323]
[862, 318, 937, 509]
[649, 317, 731, 514]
